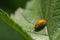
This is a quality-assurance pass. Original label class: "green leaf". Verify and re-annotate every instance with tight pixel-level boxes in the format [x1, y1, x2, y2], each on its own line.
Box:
[0, 9, 33, 40]
[46, 0, 60, 40]
[11, 0, 60, 40]
[11, 0, 49, 40]
[11, 8, 49, 40]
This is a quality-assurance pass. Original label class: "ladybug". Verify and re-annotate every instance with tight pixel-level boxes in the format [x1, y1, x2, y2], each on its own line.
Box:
[34, 19, 46, 32]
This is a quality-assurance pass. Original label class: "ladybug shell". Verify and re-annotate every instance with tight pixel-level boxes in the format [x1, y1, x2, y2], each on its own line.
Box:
[35, 20, 46, 32]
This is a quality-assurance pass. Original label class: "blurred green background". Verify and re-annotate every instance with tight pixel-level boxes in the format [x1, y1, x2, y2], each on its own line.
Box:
[0, 0, 30, 14]
[0, 0, 30, 40]
[0, 19, 25, 40]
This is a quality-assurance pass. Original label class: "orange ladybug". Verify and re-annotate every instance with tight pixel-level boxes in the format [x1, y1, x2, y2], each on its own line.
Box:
[35, 19, 46, 32]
